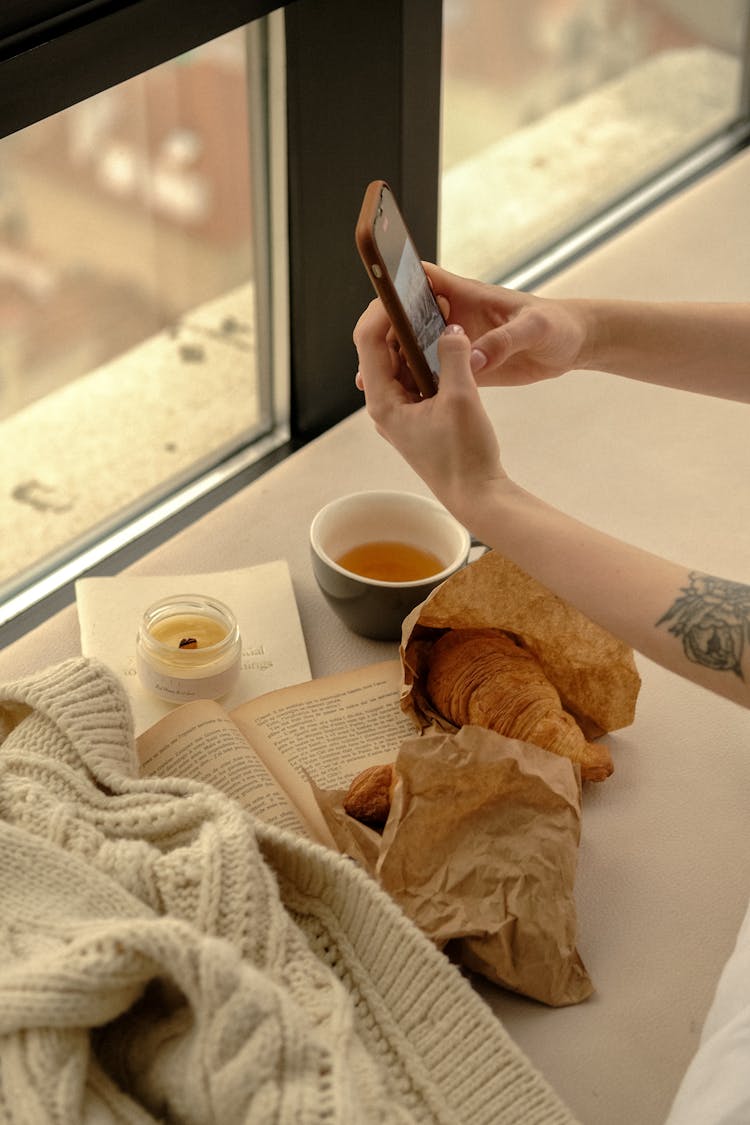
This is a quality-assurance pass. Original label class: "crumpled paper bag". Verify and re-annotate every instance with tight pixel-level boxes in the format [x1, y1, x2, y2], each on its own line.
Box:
[400, 549, 641, 740]
[314, 724, 592, 1007]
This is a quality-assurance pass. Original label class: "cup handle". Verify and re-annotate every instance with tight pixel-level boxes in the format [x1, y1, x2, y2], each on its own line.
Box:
[469, 536, 490, 561]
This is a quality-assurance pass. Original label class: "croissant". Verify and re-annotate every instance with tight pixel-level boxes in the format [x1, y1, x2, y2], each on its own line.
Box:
[344, 763, 396, 829]
[425, 628, 613, 781]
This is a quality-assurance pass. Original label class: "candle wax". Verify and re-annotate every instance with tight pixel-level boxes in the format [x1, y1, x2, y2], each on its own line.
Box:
[149, 614, 228, 649]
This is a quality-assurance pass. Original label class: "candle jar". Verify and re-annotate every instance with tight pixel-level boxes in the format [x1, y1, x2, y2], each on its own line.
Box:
[136, 594, 242, 703]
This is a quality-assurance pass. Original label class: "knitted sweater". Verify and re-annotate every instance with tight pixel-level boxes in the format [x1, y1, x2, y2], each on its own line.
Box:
[0, 658, 579, 1125]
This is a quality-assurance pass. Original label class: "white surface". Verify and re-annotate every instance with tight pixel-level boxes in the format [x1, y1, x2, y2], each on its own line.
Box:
[2, 149, 750, 1125]
[665, 897, 750, 1124]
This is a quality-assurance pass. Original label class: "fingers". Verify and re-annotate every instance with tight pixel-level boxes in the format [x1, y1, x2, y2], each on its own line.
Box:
[435, 324, 475, 396]
[469, 307, 548, 380]
[423, 261, 465, 294]
[353, 295, 391, 347]
[354, 288, 480, 432]
[353, 300, 414, 423]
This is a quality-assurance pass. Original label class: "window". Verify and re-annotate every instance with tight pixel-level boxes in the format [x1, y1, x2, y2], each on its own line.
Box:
[440, 0, 750, 282]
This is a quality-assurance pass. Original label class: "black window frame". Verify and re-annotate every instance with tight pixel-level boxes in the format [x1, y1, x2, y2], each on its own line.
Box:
[284, 0, 443, 441]
[0, 2, 286, 134]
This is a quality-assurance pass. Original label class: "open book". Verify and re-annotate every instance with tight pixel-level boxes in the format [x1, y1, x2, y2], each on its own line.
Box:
[136, 659, 414, 848]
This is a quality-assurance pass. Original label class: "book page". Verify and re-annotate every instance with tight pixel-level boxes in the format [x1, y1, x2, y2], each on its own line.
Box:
[136, 699, 315, 841]
[76, 561, 311, 736]
[230, 660, 415, 830]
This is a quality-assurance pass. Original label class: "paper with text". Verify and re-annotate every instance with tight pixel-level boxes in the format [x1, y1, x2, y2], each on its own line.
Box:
[76, 561, 311, 735]
[137, 699, 314, 839]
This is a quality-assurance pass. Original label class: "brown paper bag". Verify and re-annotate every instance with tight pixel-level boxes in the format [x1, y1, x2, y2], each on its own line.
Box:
[400, 550, 640, 740]
[314, 725, 593, 1007]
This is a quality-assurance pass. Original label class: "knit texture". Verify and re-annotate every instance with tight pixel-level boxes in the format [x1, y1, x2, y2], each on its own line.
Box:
[0, 658, 580, 1124]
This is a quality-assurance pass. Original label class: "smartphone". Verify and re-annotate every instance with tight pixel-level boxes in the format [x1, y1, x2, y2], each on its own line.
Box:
[356, 179, 445, 397]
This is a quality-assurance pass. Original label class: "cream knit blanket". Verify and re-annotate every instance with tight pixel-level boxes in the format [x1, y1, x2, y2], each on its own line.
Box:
[0, 658, 579, 1124]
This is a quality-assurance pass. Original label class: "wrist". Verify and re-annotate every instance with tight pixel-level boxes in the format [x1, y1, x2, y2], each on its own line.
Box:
[562, 298, 604, 371]
[446, 475, 525, 542]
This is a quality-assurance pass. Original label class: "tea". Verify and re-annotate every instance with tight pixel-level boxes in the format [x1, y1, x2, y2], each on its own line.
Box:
[335, 540, 444, 582]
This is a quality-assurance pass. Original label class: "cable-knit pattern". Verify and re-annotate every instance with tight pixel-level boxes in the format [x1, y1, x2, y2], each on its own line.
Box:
[0, 658, 579, 1124]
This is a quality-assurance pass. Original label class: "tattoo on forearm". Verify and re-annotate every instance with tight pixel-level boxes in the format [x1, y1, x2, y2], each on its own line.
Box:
[657, 572, 750, 679]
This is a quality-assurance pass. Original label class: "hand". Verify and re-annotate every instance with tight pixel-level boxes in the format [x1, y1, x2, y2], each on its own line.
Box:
[423, 263, 590, 387]
[353, 300, 507, 522]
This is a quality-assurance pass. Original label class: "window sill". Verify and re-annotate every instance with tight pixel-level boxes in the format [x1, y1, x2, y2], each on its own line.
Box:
[441, 46, 742, 282]
[0, 279, 287, 621]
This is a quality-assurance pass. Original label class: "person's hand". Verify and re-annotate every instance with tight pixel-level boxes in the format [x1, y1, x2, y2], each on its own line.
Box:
[423, 263, 590, 387]
[353, 299, 507, 522]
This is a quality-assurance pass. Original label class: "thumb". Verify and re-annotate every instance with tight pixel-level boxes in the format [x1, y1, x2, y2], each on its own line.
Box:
[469, 307, 545, 376]
[436, 324, 475, 393]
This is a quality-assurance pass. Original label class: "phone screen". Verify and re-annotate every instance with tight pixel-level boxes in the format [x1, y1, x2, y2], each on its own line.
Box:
[372, 185, 445, 379]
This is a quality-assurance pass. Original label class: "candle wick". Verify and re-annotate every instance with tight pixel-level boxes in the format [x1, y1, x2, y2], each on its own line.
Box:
[179, 637, 199, 649]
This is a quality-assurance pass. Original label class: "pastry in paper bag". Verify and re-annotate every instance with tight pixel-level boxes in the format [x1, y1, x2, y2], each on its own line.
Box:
[400, 550, 640, 780]
[376, 727, 592, 1007]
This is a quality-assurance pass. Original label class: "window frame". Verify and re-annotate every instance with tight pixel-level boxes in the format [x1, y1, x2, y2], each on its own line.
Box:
[284, 0, 443, 442]
[0, 1, 286, 135]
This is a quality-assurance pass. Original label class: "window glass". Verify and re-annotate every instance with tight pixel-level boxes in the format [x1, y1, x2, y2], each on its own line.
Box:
[440, 0, 748, 280]
[0, 24, 280, 610]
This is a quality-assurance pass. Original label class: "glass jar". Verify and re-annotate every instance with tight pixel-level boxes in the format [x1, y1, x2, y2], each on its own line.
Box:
[136, 594, 241, 703]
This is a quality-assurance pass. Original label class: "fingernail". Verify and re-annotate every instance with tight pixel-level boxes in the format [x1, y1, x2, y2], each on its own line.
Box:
[470, 348, 487, 372]
[443, 323, 465, 336]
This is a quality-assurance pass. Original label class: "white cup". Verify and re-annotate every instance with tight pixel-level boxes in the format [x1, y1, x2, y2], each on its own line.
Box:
[310, 490, 471, 641]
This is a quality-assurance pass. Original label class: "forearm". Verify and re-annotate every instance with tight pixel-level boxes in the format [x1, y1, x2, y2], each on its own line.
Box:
[459, 480, 750, 708]
[572, 299, 750, 402]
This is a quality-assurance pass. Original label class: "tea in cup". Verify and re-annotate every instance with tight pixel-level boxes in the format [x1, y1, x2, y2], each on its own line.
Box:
[310, 491, 471, 640]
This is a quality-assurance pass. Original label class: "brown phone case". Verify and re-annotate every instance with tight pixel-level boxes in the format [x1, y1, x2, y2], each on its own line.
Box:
[355, 180, 439, 397]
